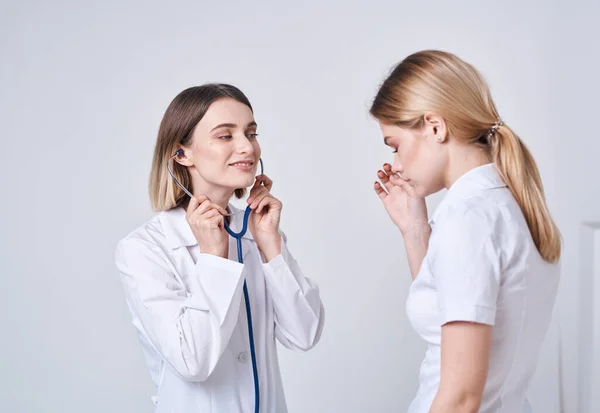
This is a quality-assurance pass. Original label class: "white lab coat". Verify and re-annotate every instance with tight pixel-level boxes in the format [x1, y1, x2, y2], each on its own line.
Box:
[115, 204, 325, 413]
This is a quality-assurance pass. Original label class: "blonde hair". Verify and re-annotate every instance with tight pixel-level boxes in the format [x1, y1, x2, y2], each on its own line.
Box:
[370, 50, 561, 263]
[149, 84, 251, 211]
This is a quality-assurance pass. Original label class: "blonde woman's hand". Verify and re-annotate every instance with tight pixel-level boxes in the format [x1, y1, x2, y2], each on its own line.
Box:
[374, 163, 430, 236]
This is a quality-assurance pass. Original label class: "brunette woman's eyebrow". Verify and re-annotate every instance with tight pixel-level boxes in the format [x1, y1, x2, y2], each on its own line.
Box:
[210, 121, 257, 132]
[210, 123, 236, 132]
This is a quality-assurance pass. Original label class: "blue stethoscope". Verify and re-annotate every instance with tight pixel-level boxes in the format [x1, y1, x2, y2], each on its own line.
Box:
[168, 149, 262, 413]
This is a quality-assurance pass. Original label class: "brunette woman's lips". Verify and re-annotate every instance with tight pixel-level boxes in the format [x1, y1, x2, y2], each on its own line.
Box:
[229, 160, 254, 172]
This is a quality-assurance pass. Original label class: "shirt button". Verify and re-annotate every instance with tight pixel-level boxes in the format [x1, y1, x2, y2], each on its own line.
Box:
[237, 351, 249, 363]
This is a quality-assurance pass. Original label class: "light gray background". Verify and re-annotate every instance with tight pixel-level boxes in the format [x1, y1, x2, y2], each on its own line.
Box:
[1, 1, 598, 412]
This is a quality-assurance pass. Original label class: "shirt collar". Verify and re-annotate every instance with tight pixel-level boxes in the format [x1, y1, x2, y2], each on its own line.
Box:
[429, 163, 507, 225]
[159, 203, 254, 249]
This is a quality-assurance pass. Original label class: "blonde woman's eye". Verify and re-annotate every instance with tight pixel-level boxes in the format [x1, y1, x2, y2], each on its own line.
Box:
[218, 135, 232, 140]
[246, 133, 259, 139]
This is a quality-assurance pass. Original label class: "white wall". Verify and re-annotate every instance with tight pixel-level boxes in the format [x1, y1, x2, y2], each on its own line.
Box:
[578, 224, 600, 413]
[551, 2, 600, 412]
[0, 1, 592, 412]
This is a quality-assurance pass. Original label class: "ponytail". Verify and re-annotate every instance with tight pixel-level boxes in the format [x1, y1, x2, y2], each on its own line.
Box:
[490, 125, 561, 263]
[368, 49, 561, 263]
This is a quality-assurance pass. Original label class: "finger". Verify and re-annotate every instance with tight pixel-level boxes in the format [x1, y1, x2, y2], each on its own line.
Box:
[250, 190, 269, 210]
[374, 181, 388, 201]
[206, 214, 224, 229]
[389, 172, 404, 184]
[389, 172, 402, 184]
[195, 199, 216, 216]
[256, 174, 273, 191]
[248, 175, 273, 202]
[194, 200, 227, 217]
[392, 168, 412, 183]
[377, 169, 395, 193]
[389, 173, 410, 189]
[186, 195, 208, 216]
[187, 200, 212, 227]
[247, 180, 265, 203]
[210, 203, 228, 216]
[377, 169, 390, 183]
[399, 179, 418, 198]
[202, 208, 222, 220]
[385, 163, 406, 183]
[378, 169, 398, 193]
[390, 174, 415, 197]
[256, 195, 279, 214]
[249, 188, 269, 209]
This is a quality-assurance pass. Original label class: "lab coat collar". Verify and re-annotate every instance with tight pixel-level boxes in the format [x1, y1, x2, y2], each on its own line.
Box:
[160, 203, 254, 249]
[429, 163, 507, 225]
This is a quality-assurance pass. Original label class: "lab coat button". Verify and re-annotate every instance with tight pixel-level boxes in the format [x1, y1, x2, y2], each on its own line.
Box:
[237, 351, 249, 363]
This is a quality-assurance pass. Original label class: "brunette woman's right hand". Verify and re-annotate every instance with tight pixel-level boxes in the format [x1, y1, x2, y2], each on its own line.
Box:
[186, 196, 229, 258]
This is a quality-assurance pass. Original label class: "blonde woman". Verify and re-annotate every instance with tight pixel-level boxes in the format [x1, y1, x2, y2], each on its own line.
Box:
[115, 84, 324, 413]
[371, 51, 561, 413]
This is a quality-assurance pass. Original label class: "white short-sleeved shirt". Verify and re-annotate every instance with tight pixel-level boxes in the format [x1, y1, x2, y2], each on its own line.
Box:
[406, 163, 560, 413]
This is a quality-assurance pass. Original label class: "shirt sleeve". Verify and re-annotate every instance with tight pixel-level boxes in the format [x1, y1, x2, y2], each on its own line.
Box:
[429, 206, 502, 326]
